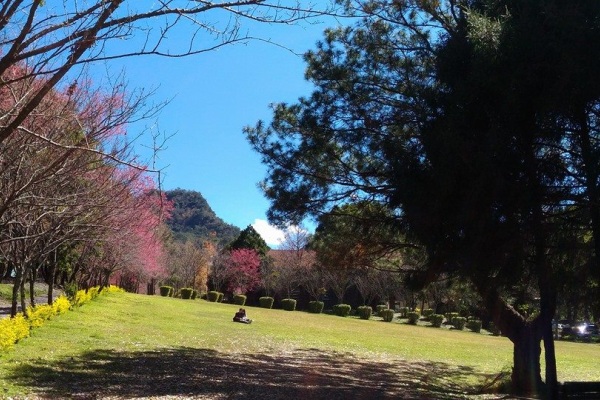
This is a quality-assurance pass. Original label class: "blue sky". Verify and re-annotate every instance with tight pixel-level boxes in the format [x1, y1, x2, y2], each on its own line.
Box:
[102, 17, 340, 246]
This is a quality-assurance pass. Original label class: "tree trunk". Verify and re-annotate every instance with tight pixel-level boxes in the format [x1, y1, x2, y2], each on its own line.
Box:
[10, 266, 22, 317]
[511, 324, 543, 395]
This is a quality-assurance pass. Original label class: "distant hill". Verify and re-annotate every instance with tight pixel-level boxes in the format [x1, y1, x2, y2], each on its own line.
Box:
[164, 189, 240, 247]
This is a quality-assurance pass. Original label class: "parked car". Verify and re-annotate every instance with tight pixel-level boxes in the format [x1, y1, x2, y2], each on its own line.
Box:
[573, 322, 599, 339]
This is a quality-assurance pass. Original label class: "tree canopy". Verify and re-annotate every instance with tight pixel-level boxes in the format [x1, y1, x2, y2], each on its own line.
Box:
[246, 0, 600, 396]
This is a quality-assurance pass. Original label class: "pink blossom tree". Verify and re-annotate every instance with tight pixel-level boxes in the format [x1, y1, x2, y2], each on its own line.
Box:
[224, 248, 262, 295]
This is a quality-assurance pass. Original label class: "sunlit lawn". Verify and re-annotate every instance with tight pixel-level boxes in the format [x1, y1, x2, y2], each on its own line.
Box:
[0, 291, 598, 398]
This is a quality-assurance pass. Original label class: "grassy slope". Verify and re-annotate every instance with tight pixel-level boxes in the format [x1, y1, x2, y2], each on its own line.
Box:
[0, 292, 598, 398]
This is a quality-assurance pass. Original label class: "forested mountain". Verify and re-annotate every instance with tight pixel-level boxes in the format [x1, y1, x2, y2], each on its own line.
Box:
[165, 189, 240, 247]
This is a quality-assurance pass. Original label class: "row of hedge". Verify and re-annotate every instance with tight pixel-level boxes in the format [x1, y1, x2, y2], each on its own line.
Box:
[0, 285, 124, 351]
[191, 294, 486, 333]
[159, 286, 200, 299]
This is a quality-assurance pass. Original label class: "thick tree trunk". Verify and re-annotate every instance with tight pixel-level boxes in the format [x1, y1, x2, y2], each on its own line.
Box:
[474, 281, 546, 396]
[512, 324, 543, 395]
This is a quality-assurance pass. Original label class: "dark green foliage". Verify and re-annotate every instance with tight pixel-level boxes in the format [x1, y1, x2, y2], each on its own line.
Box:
[488, 322, 501, 336]
[380, 309, 394, 322]
[453, 317, 467, 330]
[430, 314, 444, 328]
[281, 298, 296, 311]
[233, 294, 247, 306]
[228, 225, 270, 257]
[422, 309, 434, 320]
[164, 189, 240, 246]
[398, 307, 409, 318]
[259, 296, 274, 309]
[217, 292, 224, 302]
[333, 304, 352, 317]
[407, 312, 420, 325]
[467, 319, 482, 333]
[376, 304, 388, 316]
[308, 300, 324, 314]
[357, 305, 372, 320]
[207, 291, 220, 302]
[191, 290, 198, 300]
[446, 312, 459, 325]
[64, 281, 78, 300]
[159, 286, 173, 297]
[180, 288, 193, 299]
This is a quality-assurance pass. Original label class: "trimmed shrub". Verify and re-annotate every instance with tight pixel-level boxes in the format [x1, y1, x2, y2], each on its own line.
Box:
[333, 304, 352, 317]
[207, 291, 220, 302]
[233, 294, 247, 306]
[180, 288, 194, 299]
[357, 305, 373, 320]
[445, 312, 459, 325]
[430, 314, 444, 328]
[381, 309, 395, 322]
[398, 306, 409, 318]
[259, 296, 274, 309]
[308, 300, 324, 314]
[422, 308, 434, 320]
[407, 311, 420, 325]
[281, 298, 297, 311]
[191, 290, 198, 300]
[467, 319, 482, 333]
[376, 304, 388, 316]
[159, 286, 173, 297]
[453, 317, 467, 330]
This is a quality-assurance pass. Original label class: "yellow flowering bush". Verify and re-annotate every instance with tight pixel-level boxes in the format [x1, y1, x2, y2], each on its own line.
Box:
[27, 304, 55, 328]
[0, 314, 29, 351]
[53, 295, 71, 314]
[1, 285, 122, 352]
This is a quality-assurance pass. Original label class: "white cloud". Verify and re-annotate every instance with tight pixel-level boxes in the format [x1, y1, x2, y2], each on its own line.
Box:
[251, 219, 286, 247]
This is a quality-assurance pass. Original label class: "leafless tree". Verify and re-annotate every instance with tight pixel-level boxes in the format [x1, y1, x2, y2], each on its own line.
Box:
[0, 1, 336, 146]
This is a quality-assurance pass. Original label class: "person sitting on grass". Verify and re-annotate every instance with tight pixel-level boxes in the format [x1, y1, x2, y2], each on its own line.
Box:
[233, 308, 252, 324]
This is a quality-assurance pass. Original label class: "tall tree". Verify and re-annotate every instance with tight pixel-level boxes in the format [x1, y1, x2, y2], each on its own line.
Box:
[228, 225, 270, 258]
[246, 1, 600, 396]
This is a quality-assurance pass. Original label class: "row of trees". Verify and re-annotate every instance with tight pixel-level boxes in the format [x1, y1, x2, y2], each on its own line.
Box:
[0, 1, 338, 316]
[0, 62, 171, 316]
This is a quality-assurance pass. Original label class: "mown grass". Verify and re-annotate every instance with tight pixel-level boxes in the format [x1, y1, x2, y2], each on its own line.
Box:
[0, 291, 598, 399]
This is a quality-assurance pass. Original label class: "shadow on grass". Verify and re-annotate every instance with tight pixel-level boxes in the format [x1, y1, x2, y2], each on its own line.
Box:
[8, 347, 507, 399]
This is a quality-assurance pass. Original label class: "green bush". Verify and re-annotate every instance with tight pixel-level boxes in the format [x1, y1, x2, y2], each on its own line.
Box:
[308, 300, 324, 314]
[233, 294, 247, 305]
[453, 317, 467, 330]
[407, 311, 420, 325]
[467, 319, 482, 333]
[430, 314, 444, 328]
[357, 305, 373, 320]
[159, 286, 173, 297]
[180, 288, 193, 299]
[64, 281, 78, 300]
[422, 308, 434, 320]
[259, 296, 274, 309]
[191, 290, 198, 300]
[376, 304, 388, 316]
[380, 309, 395, 322]
[398, 306, 409, 318]
[207, 291, 220, 302]
[333, 304, 352, 317]
[217, 292, 224, 302]
[446, 312, 459, 325]
[281, 298, 297, 311]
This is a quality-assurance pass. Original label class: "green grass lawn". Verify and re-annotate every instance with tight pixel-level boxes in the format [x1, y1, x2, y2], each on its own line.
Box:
[0, 291, 598, 399]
